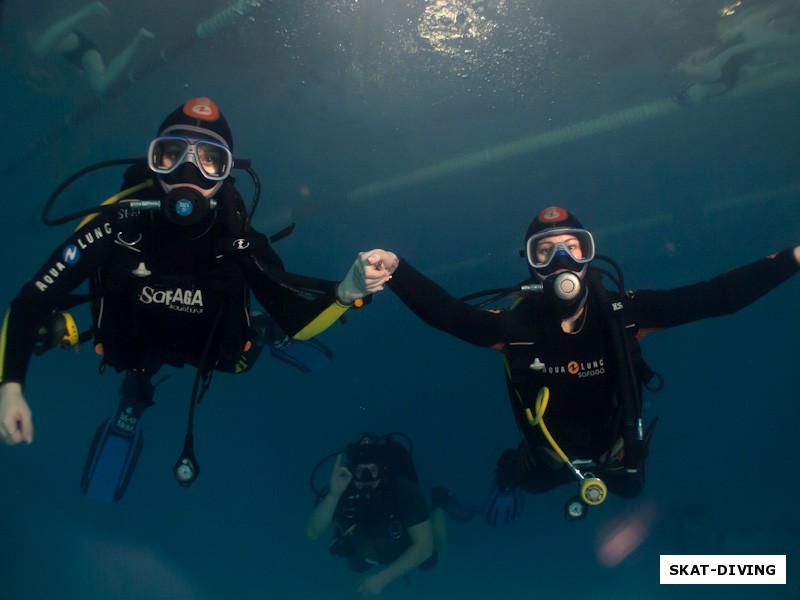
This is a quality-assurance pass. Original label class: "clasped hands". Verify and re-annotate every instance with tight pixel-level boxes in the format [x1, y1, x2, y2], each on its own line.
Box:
[337, 249, 399, 304]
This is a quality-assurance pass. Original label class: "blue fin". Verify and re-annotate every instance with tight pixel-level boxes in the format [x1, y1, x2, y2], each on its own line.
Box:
[269, 337, 333, 373]
[80, 371, 151, 502]
[252, 311, 334, 373]
[484, 483, 524, 527]
[80, 419, 143, 502]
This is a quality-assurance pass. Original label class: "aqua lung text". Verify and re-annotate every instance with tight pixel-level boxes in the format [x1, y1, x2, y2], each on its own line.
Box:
[543, 357, 605, 376]
[35, 223, 114, 291]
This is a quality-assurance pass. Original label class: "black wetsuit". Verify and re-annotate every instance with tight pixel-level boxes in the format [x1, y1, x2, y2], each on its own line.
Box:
[0, 174, 344, 388]
[332, 475, 435, 572]
[63, 30, 99, 69]
[388, 249, 799, 497]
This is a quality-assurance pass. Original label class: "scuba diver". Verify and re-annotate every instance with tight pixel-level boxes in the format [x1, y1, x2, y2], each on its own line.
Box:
[675, 28, 800, 105]
[0, 97, 392, 501]
[29, 1, 154, 95]
[306, 432, 449, 597]
[357, 206, 800, 520]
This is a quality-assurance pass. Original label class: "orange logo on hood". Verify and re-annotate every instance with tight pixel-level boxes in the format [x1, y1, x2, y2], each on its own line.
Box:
[182, 97, 220, 122]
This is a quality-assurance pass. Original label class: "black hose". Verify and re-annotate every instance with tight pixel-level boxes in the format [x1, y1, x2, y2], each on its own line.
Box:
[42, 159, 139, 226]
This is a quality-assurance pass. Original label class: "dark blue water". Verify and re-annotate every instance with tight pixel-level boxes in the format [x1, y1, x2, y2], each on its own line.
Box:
[2, 1, 799, 598]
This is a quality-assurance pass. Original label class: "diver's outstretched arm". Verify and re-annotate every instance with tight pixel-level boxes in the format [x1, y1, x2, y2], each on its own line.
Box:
[31, 1, 110, 58]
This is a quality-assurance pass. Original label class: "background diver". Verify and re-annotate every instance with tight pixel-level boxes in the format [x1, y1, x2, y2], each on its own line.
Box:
[0, 97, 393, 501]
[356, 206, 800, 521]
[29, 1, 154, 95]
[306, 432, 451, 597]
[675, 26, 800, 105]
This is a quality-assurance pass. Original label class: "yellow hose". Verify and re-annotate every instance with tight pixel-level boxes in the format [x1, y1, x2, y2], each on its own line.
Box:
[524, 386, 571, 464]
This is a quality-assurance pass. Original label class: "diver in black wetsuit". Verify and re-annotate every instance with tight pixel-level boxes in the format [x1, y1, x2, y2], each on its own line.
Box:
[0, 98, 391, 498]
[357, 206, 800, 521]
[306, 433, 442, 597]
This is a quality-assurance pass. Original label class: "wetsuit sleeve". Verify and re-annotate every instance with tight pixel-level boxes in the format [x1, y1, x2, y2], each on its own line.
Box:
[387, 258, 512, 347]
[244, 257, 347, 340]
[0, 219, 117, 387]
[628, 248, 800, 329]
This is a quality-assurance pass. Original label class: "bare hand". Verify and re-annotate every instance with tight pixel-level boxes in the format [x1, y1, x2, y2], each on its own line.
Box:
[357, 572, 388, 597]
[0, 383, 34, 445]
[361, 250, 399, 294]
[337, 249, 399, 303]
[330, 454, 352, 496]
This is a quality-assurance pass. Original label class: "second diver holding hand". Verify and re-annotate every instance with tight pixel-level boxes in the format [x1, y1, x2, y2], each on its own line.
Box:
[355, 206, 800, 520]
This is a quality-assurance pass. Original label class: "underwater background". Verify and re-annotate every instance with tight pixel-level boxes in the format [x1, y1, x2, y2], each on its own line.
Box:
[1, 1, 799, 598]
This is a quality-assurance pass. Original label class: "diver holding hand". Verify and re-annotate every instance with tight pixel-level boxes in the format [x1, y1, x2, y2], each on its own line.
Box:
[358, 206, 800, 521]
[0, 98, 391, 500]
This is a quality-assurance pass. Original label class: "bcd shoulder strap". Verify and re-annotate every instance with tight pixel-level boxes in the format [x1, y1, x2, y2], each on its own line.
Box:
[587, 271, 651, 470]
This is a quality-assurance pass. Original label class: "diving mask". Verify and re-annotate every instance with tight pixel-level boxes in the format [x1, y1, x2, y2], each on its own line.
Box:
[353, 464, 380, 483]
[526, 227, 595, 277]
[148, 125, 233, 182]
